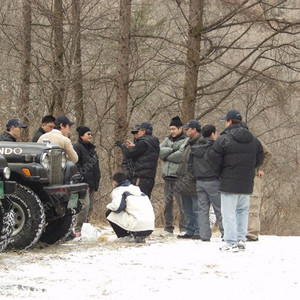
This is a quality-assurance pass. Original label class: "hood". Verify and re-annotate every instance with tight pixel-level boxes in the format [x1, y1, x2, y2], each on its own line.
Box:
[222, 124, 253, 144]
[0, 141, 64, 163]
[192, 137, 213, 158]
[115, 183, 143, 197]
[199, 136, 214, 145]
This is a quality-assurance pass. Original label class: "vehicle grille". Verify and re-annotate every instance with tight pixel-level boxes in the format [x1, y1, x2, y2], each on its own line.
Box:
[47, 149, 64, 185]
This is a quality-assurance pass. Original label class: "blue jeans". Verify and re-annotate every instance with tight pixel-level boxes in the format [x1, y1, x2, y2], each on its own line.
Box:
[181, 194, 200, 235]
[221, 193, 250, 244]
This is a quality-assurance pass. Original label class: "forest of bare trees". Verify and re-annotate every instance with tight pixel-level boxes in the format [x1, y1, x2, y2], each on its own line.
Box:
[0, 0, 299, 235]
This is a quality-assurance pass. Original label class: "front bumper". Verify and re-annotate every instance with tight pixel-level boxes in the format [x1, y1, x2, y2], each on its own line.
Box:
[43, 182, 88, 215]
[43, 182, 88, 199]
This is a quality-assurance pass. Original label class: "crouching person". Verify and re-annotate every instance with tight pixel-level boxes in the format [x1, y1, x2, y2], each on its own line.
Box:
[106, 172, 155, 243]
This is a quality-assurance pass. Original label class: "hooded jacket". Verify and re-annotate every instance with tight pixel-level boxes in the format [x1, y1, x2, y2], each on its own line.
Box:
[106, 180, 155, 231]
[122, 134, 160, 178]
[190, 137, 218, 180]
[159, 133, 188, 179]
[175, 134, 202, 195]
[208, 123, 264, 194]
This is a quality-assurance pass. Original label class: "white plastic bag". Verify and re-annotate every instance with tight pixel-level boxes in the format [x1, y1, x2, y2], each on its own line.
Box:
[81, 223, 100, 241]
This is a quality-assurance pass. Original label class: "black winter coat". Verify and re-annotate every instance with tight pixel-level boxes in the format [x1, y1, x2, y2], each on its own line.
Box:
[190, 137, 218, 180]
[208, 123, 264, 194]
[122, 134, 160, 178]
[0, 131, 16, 142]
[32, 128, 46, 142]
[73, 140, 101, 191]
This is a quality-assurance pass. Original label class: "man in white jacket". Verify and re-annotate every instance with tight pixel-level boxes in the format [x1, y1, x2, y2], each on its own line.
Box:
[106, 172, 155, 243]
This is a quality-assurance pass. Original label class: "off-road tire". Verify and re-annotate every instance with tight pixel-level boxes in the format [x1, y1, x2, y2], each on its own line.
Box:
[7, 184, 46, 250]
[39, 209, 76, 244]
[0, 201, 14, 252]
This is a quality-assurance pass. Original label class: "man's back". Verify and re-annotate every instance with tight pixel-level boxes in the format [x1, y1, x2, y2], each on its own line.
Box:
[191, 137, 217, 180]
[32, 128, 45, 142]
[37, 130, 78, 163]
[209, 123, 264, 194]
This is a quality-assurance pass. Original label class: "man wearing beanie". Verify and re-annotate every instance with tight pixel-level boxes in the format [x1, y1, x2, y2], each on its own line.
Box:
[73, 126, 101, 234]
[159, 116, 188, 237]
[37, 115, 78, 163]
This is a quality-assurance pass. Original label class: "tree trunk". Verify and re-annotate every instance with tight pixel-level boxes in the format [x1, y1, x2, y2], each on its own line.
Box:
[115, 0, 131, 169]
[52, 0, 65, 115]
[20, 0, 31, 142]
[180, 0, 204, 123]
[72, 0, 84, 125]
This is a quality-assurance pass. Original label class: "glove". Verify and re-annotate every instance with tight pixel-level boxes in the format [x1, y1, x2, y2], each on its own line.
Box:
[115, 141, 123, 147]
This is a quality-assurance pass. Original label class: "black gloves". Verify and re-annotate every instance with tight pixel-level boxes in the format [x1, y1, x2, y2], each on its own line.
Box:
[115, 141, 124, 147]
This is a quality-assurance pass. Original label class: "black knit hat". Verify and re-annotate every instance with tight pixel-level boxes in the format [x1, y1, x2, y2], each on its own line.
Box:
[76, 126, 91, 137]
[169, 116, 183, 127]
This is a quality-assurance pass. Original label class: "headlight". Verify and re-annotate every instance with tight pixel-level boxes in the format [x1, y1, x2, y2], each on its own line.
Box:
[61, 152, 67, 170]
[3, 167, 10, 180]
[41, 152, 50, 171]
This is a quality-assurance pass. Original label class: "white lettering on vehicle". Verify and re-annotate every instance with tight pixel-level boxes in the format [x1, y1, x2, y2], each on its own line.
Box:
[0, 148, 23, 155]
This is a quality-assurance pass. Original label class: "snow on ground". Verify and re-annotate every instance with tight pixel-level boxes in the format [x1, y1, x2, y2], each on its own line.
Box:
[0, 227, 299, 300]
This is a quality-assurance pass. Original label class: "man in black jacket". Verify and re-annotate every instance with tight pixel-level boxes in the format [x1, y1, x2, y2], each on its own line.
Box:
[191, 125, 224, 241]
[73, 126, 101, 233]
[208, 110, 264, 252]
[0, 118, 27, 142]
[175, 119, 202, 239]
[32, 115, 55, 142]
[116, 122, 159, 199]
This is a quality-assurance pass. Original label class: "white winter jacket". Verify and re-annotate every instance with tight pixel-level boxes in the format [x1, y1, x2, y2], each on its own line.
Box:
[106, 182, 155, 232]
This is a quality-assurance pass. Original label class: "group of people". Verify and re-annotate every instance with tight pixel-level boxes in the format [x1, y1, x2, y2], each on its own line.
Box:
[0, 109, 271, 250]
[0, 115, 101, 238]
[113, 109, 271, 250]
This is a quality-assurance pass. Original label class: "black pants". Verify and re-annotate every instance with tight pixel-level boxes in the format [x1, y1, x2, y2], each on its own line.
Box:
[132, 177, 155, 199]
[106, 210, 152, 238]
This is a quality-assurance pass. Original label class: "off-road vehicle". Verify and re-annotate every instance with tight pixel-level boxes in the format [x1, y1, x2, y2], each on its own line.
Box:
[0, 141, 88, 249]
[0, 154, 16, 252]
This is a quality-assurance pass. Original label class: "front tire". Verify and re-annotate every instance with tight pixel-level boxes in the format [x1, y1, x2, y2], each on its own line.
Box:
[7, 184, 46, 250]
[0, 199, 14, 252]
[39, 209, 76, 244]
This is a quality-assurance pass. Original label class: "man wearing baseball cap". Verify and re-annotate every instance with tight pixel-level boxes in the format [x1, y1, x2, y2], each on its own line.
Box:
[115, 121, 160, 199]
[37, 115, 78, 163]
[175, 119, 202, 239]
[0, 118, 28, 142]
[208, 109, 264, 252]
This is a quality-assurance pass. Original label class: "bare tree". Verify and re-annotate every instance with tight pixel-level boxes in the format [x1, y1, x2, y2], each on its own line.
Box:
[20, 0, 32, 141]
[180, 0, 204, 123]
[114, 0, 131, 168]
[52, 0, 65, 115]
[72, 0, 84, 125]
